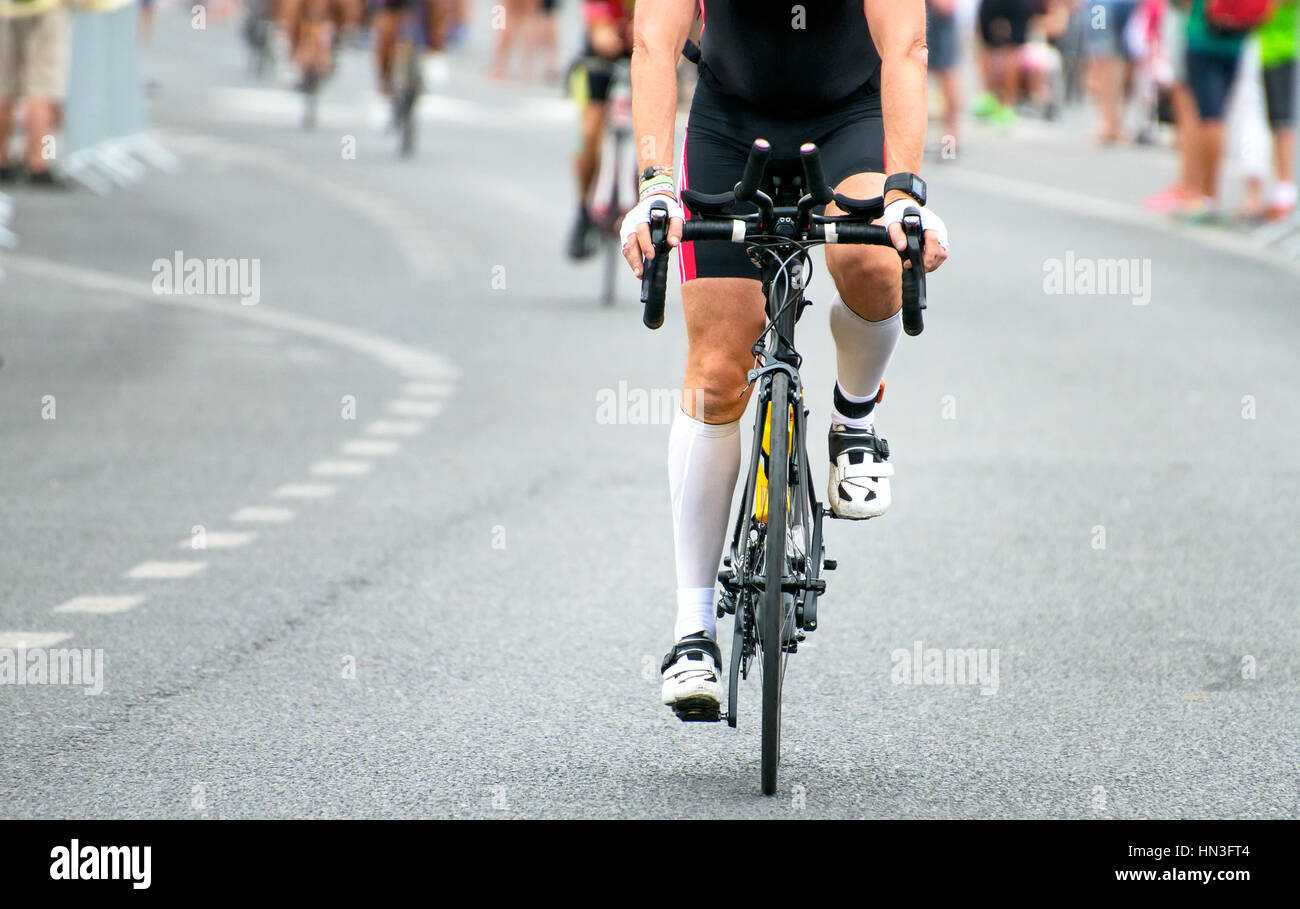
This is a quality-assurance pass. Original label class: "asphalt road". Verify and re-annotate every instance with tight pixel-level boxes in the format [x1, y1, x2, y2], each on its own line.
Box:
[1, 11, 1297, 819]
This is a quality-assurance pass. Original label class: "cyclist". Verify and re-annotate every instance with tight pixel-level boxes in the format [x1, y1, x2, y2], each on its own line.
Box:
[281, 0, 354, 91]
[370, 0, 451, 129]
[370, 0, 417, 127]
[620, 0, 949, 716]
[567, 0, 634, 259]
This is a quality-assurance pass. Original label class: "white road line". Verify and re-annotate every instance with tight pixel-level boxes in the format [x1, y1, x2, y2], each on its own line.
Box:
[364, 419, 424, 437]
[400, 382, 454, 398]
[124, 561, 207, 580]
[53, 595, 145, 615]
[309, 459, 373, 477]
[178, 531, 257, 550]
[0, 632, 73, 648]
[0, 254, 458, 381]
[940, 166, 1300, 281]
[273, 483, 336, 499]
[341, 439, 400, 457]
[231, 506, 295, 523]
[385, 399, 442, 418]
[156, 129, 449, 282]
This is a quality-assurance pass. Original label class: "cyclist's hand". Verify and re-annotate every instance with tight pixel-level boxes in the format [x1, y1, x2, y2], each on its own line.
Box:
[882, 199, 949, 272]
[621, 192, 684, 278]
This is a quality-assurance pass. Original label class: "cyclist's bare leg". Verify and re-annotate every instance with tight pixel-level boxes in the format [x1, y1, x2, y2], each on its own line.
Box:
[680, 277, 765, 423]
[822, 171, 903, 517]
[373, 9, 400, 94]
[823, 172, 900, 322]
[666, 276, 765, 647]
[575, 101, 606, 206]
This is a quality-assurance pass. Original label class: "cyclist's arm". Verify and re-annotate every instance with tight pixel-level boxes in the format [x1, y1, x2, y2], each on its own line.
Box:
[628, 0, 694, 256]
[864, 0, 928, 198]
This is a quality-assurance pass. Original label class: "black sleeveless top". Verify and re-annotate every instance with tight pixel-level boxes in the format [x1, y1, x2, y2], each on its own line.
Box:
[698, 0, 882, 116]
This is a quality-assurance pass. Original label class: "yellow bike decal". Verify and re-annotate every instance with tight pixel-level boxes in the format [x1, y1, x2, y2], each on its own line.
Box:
[753, 399, 794, 523]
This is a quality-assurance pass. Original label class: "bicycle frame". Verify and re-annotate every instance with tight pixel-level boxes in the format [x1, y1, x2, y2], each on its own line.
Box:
[718, 221, 828, 717]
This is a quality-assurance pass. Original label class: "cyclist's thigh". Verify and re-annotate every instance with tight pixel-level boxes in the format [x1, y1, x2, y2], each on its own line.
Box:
[681, 278, 766, 417]
[816, 111, 899, 304]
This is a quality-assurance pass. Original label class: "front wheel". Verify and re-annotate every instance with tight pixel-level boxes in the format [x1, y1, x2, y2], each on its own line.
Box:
[760, 373, 791, 795]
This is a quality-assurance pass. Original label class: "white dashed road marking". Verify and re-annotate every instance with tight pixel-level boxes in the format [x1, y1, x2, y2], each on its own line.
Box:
[341, 439, 400, 457]
[0, 632, 73, 648]
[310, 459, 373, 477]
[231, 506, 295, 523]
[273, 483, 336, 499]
[364, 420, 424, 437]
[53, 595, 146, 615]
[178, 531, 257, 550]
[385, 399, 442, 418]
[124, 561, 207, 580]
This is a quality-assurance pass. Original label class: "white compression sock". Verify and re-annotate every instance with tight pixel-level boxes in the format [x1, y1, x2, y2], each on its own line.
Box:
[668, 408, 740, 641]
[828, 294, 902, 429]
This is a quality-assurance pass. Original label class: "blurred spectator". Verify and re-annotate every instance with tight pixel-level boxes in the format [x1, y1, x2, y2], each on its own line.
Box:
[1145, 0, 1205, 213]
[1181, 0, 1252, 219]
[0, 0, 69, 186]
[927, 0, 963, 151]
[490, 0, 540, 80]
[1020, 0, 1072, 119]
[1257, 0, 1296, 219]
[524, 0, 560, 82]
[974, 0, 1036, 127]
[1229, 29, 1273, 218]
[1086, 0, 1139, 143]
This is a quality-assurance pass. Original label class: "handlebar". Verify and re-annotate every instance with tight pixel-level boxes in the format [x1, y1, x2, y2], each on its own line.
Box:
[639, 140, 928, 336]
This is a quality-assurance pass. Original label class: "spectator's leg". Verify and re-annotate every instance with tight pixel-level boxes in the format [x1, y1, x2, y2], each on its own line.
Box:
[0, 98, 14, 173]
[23, 5, 70, 176]
[24, 99, 59, 175]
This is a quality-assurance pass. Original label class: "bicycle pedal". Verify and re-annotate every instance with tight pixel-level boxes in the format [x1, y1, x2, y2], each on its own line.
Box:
[672, 699, 722, 723]
[823, 558, 837, 571]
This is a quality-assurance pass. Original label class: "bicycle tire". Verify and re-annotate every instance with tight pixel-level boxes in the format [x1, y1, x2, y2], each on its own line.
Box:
[760, 372, 790, 795]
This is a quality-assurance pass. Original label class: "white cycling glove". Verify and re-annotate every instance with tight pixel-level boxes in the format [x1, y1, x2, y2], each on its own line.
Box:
[620, 192, 685, 250]
[881, 198, 949, 250]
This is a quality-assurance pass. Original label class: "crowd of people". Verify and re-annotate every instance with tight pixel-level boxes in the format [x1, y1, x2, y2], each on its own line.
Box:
[0, 0, 1295, 226]
[947, 0, 1296, 222]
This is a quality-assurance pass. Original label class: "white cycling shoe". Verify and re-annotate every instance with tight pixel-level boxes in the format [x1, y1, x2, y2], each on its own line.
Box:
[660, 632, 723, 722]
[828, 423, 893, 520]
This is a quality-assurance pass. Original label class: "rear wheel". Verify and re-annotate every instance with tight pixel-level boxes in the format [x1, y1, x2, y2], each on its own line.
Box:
[760, 373, 791, 795]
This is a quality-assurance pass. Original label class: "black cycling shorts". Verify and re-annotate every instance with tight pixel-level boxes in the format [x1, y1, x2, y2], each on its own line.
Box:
[978, 0, 1033, 48]
[1263, 59, 1296, 128]
[678, 66, 885, 283]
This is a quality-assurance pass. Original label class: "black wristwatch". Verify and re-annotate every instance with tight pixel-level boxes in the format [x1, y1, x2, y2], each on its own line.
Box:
[883, 172, 927, 207]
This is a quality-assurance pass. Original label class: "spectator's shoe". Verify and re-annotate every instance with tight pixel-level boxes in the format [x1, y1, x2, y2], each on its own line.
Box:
[1175, 198, 1224, 226]
[992, 104, 1017, 130]
[828, 423, 892, 520]
[27, 170, 68, 190]
[972, 91, 1000, 119]
[1264, 201, 1296, 223]
[661, 632, 722, 722]
[1144, 186, 1194, 214]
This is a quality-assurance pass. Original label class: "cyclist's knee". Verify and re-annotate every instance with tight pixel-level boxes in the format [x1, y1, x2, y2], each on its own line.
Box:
[827, 244, 901, 319]
[687, 350, 750, 422]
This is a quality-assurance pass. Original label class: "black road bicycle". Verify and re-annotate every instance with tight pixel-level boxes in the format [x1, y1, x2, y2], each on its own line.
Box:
[640, 139, 928, 795]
